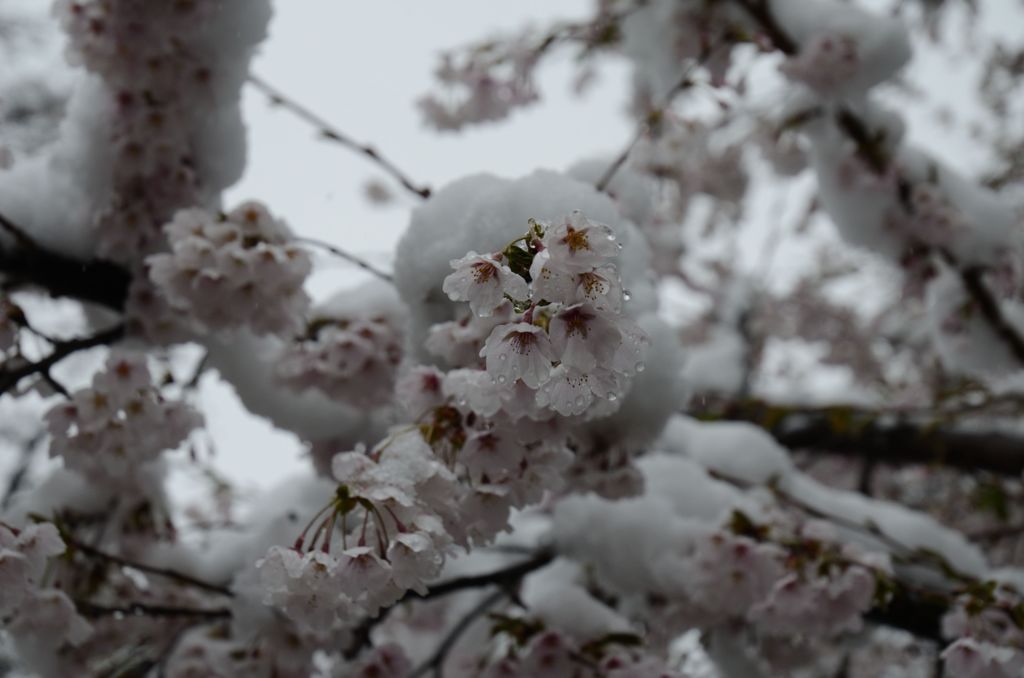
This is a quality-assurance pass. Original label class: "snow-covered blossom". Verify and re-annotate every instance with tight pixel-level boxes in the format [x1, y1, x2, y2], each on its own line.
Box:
[49, 0, 271, 265]
[148, 203, 312, 337]
[437, 211, 648, 421]
[44, 351, 202, 484]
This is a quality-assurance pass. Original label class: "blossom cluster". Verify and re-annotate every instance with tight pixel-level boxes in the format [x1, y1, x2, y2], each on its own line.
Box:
[148, 203, 312, 338]
[439, 211, 648, 418]
[276, 310, 403, 409]
[668, 524, 880, 638]
[51, 0, 272, 345]
[0, 522, 91, 648]
[259, 392, 578, 632]
[44, 351, 202, 484]
[942, 638, 1024, 678]
[940, 590, 1024, 678]
[417, 31, 542, 131]
[555, 470, 885, 655]
[258, 430, 459, 632]
[54, 0, 219, 261]
[259, 208, 653, 640]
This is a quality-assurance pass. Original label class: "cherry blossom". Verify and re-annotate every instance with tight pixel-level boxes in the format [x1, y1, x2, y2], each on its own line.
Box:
[148, 203, 312, 337]
[942, 638, 1024, 678]
[443, 251, 530, 317]
[482, 322, 557, 389]
[44, 351, 202, 484]
[539, 210, 619, 272]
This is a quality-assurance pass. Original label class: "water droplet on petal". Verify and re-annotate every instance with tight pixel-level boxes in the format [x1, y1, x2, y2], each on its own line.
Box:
[497, 375, 507, 384]
[574, 396, 585, 407]
[606, 234, 616, 241]
[499, 354, 507, 361]
[616, 243, 623, 250]
[635, 361, 646, 373]
[607, 393, 618, 402]
[623, 289, 632, 301]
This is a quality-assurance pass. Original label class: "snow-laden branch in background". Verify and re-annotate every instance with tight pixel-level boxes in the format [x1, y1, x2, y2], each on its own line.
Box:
[556, 414, 1024, 675]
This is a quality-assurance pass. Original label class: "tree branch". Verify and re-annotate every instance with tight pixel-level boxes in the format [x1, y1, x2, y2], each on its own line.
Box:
[732, 0, 1024, 367]
[691, 398, 1024, 477]
[1, 430, 43, 509]
[64, 534, 233, 598]
[595, 56, 704, 193]
[0, 324, 125, 396]
[0, 212, 131, 312]
[343, 549, 554, 659]
[296, 236, 394, 283]
[247, 73, 432, 200]
[951, 258, 1024, 366]
[74, 599, 230, 620]
[409, 590, 505, 678]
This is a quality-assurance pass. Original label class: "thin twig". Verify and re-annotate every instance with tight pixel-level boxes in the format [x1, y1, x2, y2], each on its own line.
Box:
[416, 549, 554, 602]
[75, 599, 230, 620]
[952, 257, 1024, 366]
[65, 534, 233, 597]
[0, 324, 125, 396]
[247, 73, 432, 200]
[0, 211, 40, 250]
[595, 58, 703, 193]
[295, 236, 394, 283]
[1, 430, 44, 509]
[184, 351, 209, 390]
[342, 549, 553, 658]
[409, 590, 505, 678]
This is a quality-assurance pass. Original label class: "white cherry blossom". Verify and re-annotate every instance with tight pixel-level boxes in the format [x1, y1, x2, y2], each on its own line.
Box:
[539, 211, 619, 272]
[443, 251, 530, 317]
[548, 303, 623, 373]
[482, 322, 556, 389]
